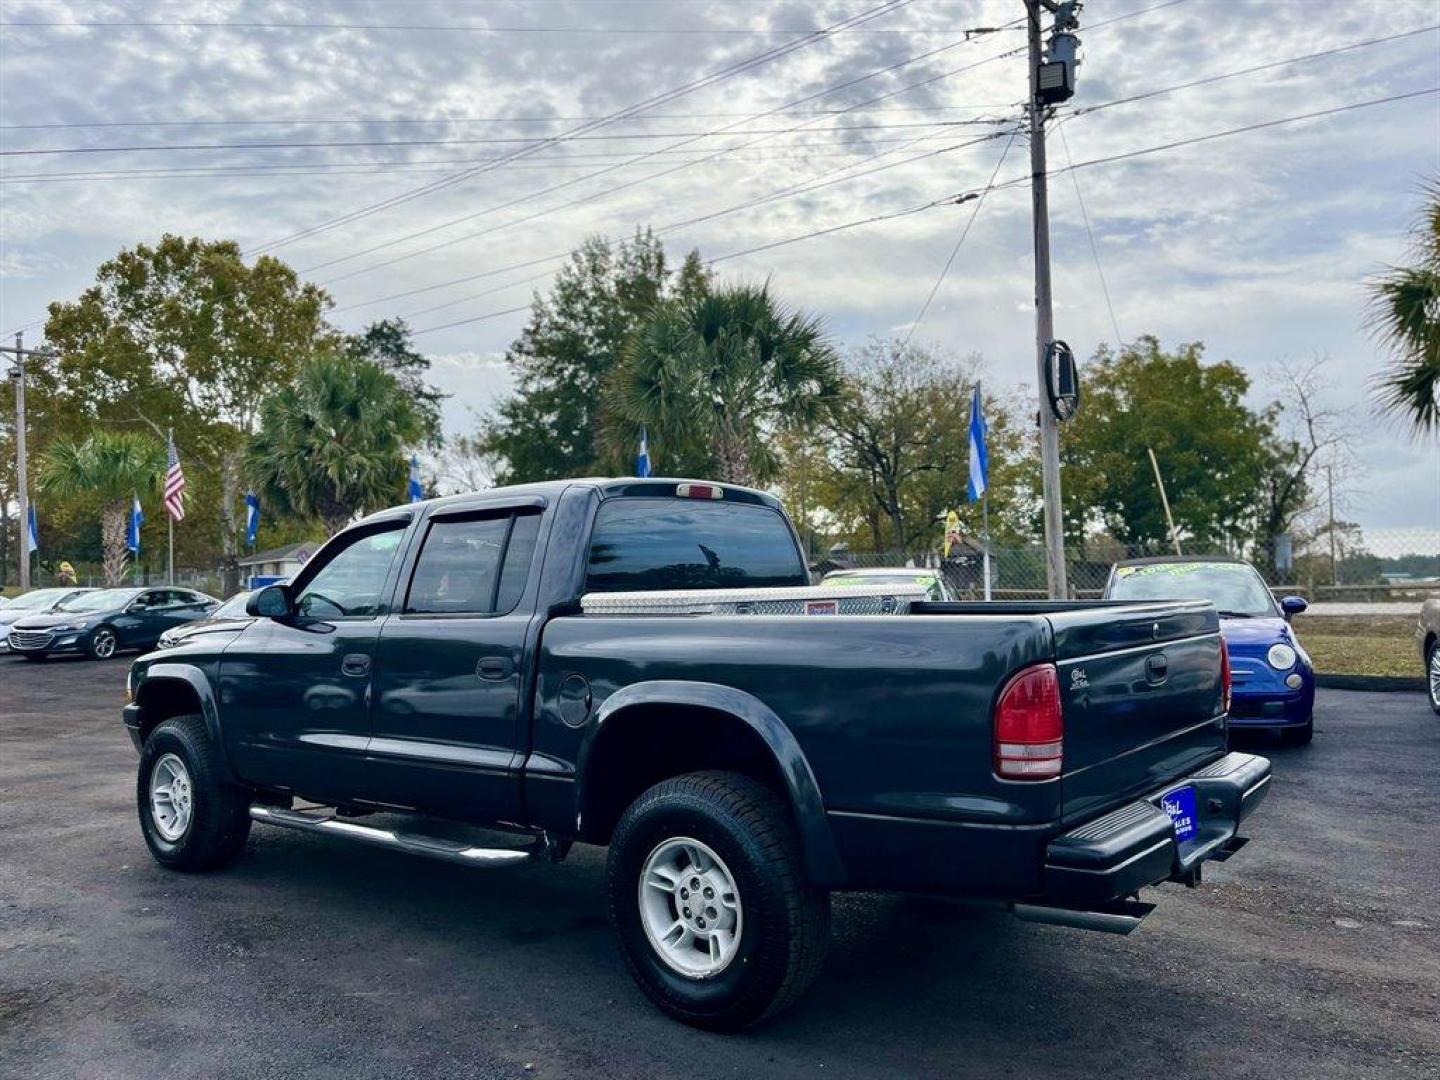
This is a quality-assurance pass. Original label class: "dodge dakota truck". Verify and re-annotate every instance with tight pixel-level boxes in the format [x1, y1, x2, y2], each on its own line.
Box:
[124, 477, 1270, 1029]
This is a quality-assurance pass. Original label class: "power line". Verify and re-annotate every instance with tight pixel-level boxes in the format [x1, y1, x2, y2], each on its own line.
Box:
[384, 128, 1019, 320]
[308, 43, 1026, 283]
[0, 119, 1005, 157]
[0, 103, 1022, 132]
[403, 85, 1435, 335]
[1055, 123, 1122, 347]
[242, 0, 918, 255]
[0, 19, 1016, 36]
[902, 129, 1018, 347]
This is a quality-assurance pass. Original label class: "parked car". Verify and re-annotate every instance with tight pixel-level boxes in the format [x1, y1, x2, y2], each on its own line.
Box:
[1418, 597, 1440, 715]
[0, 587, 95, 653]
[1103, 556, 1315, 744]
[821, 566, 955, 601]
[9, 586, 218, 661]
[155, 590, 255, 651]
[123, 478, 1269, 1030]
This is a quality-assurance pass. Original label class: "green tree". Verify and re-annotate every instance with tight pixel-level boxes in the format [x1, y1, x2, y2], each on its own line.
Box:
[248, 353, 424, 537]
[609, 281, 842, 486]
[344, 318, 446, 448]
[480, 230, 708, 483]
[42, 235, 334, 588]
[1057, 337, 1279, 551]
[36, 431, 165, 585]
[807, 340, 1030, 552]
[1370, 179, 1440, 435]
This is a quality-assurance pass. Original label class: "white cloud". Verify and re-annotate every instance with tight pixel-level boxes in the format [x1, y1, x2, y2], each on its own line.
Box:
[1, 0, 1437, 532]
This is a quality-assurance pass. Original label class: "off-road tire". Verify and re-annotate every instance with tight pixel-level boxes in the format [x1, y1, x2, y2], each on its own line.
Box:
[138, 714, 251, 871]
[607, 770, 830, 1031]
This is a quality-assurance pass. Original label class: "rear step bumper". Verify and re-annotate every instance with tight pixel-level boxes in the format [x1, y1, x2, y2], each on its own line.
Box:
[248, 806, 562, 867]
[1042, 751, 1271, 909]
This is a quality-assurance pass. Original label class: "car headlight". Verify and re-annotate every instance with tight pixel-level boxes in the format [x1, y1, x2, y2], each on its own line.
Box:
[1267, 643, 1298, 670]
[50, 620, 88, 633]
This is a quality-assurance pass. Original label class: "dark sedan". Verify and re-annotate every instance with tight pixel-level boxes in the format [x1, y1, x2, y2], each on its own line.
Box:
[8, 586, 218, 661]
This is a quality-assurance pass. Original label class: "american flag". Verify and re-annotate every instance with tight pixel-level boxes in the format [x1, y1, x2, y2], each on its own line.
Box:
[164, 433, 186, 521]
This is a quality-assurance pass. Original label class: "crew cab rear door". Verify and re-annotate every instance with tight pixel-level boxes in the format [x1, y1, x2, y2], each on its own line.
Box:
[1049, 601, 1226, 822]
[367, 501, 547, 822]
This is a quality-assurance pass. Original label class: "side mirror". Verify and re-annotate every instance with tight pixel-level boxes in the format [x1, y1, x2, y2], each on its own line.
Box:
[1280, 595, 1308, 619]
[247, 584, 292, 618]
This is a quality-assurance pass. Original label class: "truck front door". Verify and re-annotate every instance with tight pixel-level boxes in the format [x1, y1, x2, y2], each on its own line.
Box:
[220, 521, 408, 802]
[368, 505, 544, 822]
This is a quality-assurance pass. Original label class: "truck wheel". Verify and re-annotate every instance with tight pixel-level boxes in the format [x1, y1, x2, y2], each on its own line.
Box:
[607, 771, 830, 1031]
[137, 714, 251, 871]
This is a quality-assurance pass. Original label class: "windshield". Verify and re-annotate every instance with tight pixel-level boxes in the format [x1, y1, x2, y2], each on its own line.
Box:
[57, 588, 141, 613]
[1107, 562, 1277, 617]
[212, 592, 252, 618]
[5, 588, 76, 611]
[824, 572, 944, 599]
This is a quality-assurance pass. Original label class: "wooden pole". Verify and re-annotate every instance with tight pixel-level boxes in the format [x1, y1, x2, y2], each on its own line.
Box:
[1147, 447, 1182, 556]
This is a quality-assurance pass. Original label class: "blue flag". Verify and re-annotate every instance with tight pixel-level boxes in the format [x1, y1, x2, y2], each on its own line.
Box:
[245, 492, 260, 547]
[408, 455, 424, 503]
[636, 427, 651, 478]
[967, 385, 988, 503]
[128, 496, 144, 554]
[26, 504, 38, 555]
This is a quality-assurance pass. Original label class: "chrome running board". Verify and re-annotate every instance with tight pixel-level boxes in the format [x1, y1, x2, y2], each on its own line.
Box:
[249, 805, 552, 867]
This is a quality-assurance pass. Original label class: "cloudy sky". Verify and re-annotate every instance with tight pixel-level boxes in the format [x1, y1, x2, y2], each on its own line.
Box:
[1, 0, 1437, 542]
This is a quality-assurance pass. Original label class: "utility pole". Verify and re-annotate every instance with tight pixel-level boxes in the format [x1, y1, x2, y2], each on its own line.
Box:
[1327, 465, 1337, 586]
[1026, 0, 1069, 598]
[1, 331, 51, 592]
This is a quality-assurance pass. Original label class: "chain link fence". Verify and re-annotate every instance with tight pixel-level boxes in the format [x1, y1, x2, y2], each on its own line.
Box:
[819, 527, 1440, 603]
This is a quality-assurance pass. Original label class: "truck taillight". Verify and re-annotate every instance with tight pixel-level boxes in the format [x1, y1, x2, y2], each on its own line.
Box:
[1220, 640, 1232, 714]
[993, 663, 1063, 781]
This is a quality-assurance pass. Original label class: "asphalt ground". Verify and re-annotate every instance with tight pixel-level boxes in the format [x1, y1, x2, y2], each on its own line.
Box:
[2, 655, 1437, 1080]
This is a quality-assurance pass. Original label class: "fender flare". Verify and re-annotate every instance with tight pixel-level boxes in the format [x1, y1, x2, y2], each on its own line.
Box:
[135, 663, 232, 778]
[580, 680, 846, 887]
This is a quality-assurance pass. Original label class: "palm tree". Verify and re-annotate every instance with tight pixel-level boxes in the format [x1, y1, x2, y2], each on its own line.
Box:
[248, 351, 424, 536]
[37, 431, 164, 585]
[609, 282, 842, 486]
[1370, 179, 1440, 435]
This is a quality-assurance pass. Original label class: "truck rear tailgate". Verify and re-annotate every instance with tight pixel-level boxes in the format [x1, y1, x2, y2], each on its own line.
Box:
[1048, 600, 1226, 823]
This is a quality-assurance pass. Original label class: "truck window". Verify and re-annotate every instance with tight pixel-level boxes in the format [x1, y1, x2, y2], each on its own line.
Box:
[406, 516, 509, 614]
[296, 528, 404, 618]
[585, 498, 806, 593]
[405, 509, 542, 616]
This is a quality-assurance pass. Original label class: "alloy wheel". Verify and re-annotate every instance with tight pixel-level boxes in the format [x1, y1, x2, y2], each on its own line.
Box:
[149, 753, 195, 841]
[638, 836, 743, 978]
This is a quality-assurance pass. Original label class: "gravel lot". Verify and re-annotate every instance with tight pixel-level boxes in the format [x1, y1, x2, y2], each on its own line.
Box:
[2, 655, 1437, 1080]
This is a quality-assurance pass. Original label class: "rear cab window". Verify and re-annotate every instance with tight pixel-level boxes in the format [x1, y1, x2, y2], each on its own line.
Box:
[585, 497, 807, 593]
[405, 509, 543, 615]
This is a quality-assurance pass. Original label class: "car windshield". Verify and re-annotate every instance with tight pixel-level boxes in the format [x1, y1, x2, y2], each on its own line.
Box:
[1107, 562, 1277, 617]
[5, 588, 75, 611]
[212, 592, 251, 618]
[56, 588, 141, 613]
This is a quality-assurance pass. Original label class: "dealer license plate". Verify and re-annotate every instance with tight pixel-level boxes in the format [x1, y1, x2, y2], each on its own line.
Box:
[1160, 786, 1198, 843]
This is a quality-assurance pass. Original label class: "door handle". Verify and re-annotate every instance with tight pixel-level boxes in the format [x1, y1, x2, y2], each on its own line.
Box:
[477, 656, 514, 680]
[341, 653, 371, 677]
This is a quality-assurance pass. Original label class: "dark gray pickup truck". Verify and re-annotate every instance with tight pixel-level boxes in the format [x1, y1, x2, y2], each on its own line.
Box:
[124, 478, 1270, 1029]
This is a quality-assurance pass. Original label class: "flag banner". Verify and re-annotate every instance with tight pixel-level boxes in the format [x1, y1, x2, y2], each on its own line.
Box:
[408, 456, 424, 503]
[245, 492, 261, 546]
[636, 427, 651, 478]
[967, 385, 989, 503]
[128, 496, 144, 554]
[164, 433, 187, 521]
[26, 504, 38, 555]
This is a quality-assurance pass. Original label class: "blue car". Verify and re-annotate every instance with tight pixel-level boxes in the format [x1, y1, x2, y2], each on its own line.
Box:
[1103, 556, 1315, 745]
